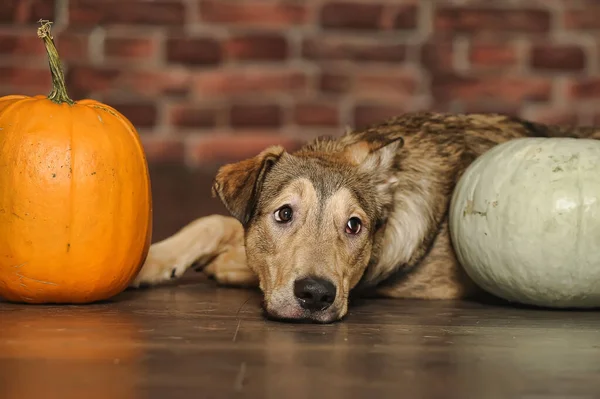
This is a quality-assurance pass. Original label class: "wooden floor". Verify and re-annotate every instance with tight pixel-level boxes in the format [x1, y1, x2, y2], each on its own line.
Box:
[1, 164, 600, 399]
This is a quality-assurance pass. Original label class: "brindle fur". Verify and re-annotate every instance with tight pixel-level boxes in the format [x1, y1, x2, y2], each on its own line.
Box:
[132, 112, 600, 323]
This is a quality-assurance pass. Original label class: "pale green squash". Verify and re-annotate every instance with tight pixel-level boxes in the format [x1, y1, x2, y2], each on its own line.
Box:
[449, 137, 600, 308]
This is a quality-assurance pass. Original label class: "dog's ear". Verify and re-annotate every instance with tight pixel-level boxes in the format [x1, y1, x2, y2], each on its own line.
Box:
[343, 135, 404, 193]
[212, 145, 285, 225]
[344, 135, 404, 169]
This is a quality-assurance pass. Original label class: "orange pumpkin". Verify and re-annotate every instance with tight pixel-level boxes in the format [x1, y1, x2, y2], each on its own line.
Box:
[0, 20, 152, 304]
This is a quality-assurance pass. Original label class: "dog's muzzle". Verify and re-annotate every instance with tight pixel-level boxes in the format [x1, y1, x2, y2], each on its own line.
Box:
[264, 276, 341, 323]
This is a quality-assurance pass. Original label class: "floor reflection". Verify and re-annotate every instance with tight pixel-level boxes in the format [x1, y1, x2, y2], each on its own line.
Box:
[0, 307, 144, 399]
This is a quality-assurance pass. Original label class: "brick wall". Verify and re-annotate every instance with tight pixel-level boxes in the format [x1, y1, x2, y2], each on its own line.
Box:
[2, 0, 600, 168]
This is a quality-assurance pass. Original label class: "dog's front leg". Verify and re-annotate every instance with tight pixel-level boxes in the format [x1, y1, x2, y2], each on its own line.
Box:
[130, 215, 257, 288]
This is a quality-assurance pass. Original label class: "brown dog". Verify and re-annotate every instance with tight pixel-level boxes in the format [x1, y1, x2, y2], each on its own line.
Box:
[131, 112, 600, 323]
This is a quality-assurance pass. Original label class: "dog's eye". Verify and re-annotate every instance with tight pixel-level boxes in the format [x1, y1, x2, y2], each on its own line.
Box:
[274, 205, 293, 223]
[345, 217, 362, 235]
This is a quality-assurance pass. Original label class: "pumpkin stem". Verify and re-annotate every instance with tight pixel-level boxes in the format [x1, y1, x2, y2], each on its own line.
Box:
[37, 20, 75, 106]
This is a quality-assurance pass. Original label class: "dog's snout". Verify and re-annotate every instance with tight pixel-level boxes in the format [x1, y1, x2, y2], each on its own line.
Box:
[294, 277, 337, 311]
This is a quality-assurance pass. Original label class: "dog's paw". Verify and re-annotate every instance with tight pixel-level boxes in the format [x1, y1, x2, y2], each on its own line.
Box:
[202, 246, 258, 287]
[130, 245, 185, 288]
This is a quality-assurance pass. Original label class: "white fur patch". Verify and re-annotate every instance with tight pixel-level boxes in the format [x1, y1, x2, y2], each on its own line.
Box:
[364, 186, 433, 284]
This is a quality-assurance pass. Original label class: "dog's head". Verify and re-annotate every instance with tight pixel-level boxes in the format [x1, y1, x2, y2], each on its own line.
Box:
[212, 132, 403, 323]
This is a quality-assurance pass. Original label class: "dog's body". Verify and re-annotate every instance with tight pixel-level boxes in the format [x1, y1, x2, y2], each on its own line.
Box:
[132, 112, 600, 323]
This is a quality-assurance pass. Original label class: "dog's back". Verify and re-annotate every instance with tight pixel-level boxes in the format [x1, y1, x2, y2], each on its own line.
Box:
[343, 112, 600, 301]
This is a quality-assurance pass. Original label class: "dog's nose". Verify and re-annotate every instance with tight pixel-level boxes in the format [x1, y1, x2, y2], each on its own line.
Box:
[294, 277, 337, 311]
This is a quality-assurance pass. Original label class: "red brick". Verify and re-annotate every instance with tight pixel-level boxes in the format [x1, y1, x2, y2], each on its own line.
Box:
[353, 104, 406, 128]
[166, 37, 222, 66]
[105, 102, 158, 128]
[199, 0, 307, 27]
[69, 0, 186, 26]
[105, 37, 157, 60]
[431, 74, 552, 103]
[465, 104, 520, 116]
[66, 66, 121, 98]
[354, 71, 419, 98]
[0, 0, 56, 24]
[170, 104, 218, 128]
[470, 42, 518, 68]
[320, 2, 384, 30]
[303, 37, 406, 63]
[0, 2, 17, 23]
[141, 137, 185, 164]
[591, 113, 600, 126]
[393, 5, 418, 29]
[121, 69, 192, 97]
[294, 102, 339, 126]
[531, 44, 586, 71]
[435, 8, 551, 34]
[568, 79, 600, 99]
[522, 107, 579, 126]
[189, 134, 305, 165]
[225, 34, 288, 61]
[0, 85, 52, 97]
[230, 104, 282, 128]
[193, 69, 306, 96]
[434, 101, 521, 117]
[564, 9, 600, 30]
[320, 72, 352, 93]
[0, 31, 45, 57]
[0, 66, 51, 88]
[66, 67, 191, 98]
[420, 41, 454, 72]
[56, 31, 90, 62]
